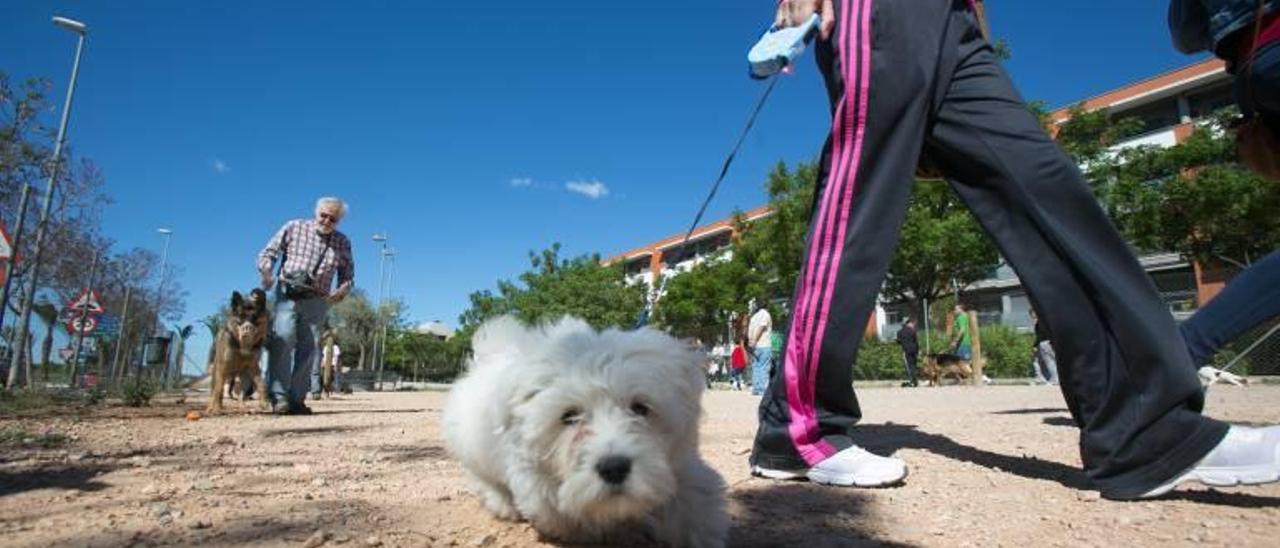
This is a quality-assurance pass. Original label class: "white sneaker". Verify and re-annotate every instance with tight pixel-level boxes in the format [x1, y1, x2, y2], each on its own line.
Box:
[1197, 366, 1247, 387]
[752, 445, 908, 487]
[1141, 425, 1280, 499]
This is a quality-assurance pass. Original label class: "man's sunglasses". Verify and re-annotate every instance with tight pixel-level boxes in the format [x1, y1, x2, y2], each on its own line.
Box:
[318, 212, 340, 223]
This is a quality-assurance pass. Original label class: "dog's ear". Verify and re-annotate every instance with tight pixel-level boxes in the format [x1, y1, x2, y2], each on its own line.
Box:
[230, 291, 244, 310]
[249, 288, 267, 307]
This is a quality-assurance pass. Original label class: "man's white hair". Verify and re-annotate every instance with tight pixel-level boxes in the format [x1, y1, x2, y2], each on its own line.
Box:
[315, 197, 348, 218]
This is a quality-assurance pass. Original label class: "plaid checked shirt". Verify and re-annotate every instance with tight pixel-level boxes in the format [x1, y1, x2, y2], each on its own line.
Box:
[257, 219, 354, 296]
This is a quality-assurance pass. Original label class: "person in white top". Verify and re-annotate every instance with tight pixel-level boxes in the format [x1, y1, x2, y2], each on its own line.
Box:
[747, 300, 773, 396]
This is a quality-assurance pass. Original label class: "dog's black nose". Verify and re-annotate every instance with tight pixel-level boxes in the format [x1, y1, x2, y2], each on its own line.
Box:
[595, 456, 632, 485]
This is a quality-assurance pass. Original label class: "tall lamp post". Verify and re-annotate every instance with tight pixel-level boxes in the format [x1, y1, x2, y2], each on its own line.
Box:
[377, 247, 396, 378]
[154, 228, 173, 384]
[371, 233, 388, 376]
[6, 16, 88, 389]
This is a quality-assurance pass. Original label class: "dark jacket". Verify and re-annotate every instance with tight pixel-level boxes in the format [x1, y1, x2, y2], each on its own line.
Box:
[1170, 0, 1278, 59]
[896, 324, 919, 355]
[1034, 320, 1051, 344]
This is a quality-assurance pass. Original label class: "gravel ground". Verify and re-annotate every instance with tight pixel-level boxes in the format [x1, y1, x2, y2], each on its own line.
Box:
[2, 384, 1279, 547]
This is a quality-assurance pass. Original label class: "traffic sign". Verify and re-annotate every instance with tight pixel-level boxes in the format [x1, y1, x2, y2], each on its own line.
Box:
[59, 347, 74, 361]
[66, 288, 104, 314]
[0, 219, 17, 263]
[96, 314, 120, 336]
[64, 315, 98, 336]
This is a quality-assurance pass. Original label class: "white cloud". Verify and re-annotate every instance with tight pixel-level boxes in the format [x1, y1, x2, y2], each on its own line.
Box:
[509, 177, 533, 187]
[565, 179, 609, 199]
[211, 158, 230, 174]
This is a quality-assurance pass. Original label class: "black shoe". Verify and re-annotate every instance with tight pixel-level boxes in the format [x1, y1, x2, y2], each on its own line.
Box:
[288, 404, 313, 415]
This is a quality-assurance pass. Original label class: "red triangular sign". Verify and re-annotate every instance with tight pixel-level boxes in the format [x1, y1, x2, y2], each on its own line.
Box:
[67, 288, 105, 314]
[0, 219, 14, 263]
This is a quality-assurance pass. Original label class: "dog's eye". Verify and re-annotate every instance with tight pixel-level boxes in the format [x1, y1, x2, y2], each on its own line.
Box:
[630, 402, 650, 417]
[560, 408, 582, 425]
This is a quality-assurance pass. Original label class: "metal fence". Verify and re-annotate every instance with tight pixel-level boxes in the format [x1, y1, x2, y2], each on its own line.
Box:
[1211, 318, 1280, 376]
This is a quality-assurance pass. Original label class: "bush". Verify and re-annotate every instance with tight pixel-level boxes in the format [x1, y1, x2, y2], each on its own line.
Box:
[854, 336, 907, 381]
[119, 377, 159, 407]
[977, 324, 1035, 378]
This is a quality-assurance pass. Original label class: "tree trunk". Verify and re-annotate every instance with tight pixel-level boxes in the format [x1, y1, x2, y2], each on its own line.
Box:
[172, 339, 186, 387]
[96, 339, 107, 378]
[358, 343, 367, 371]
[24, 331, 34, 389]
[40, 327, 53, 382]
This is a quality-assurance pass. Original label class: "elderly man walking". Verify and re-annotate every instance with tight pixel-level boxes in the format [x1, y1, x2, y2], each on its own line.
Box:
[257, 197, 354, 415]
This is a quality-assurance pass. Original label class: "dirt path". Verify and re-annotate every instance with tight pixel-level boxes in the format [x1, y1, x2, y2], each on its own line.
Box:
[2, 385, 1279, 547]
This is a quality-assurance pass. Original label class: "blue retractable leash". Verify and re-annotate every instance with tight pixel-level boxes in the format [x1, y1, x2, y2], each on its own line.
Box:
[632, 15, 822, 329]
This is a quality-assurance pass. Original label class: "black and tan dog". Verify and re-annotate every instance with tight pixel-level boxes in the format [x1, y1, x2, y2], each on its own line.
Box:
[921, 352, 973, 386]
[207, 289, 271, 414]
[317, 328, 337, 399]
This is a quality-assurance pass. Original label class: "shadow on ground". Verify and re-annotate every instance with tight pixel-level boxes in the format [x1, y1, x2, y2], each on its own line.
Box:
[854, 423, 1090, 490]
[990, 407, 1069, 415]
[731, 482, 916, 547]
[258, 425, 373, 438]
[373, 444, 448, 463]
[0, 463, 118, 497]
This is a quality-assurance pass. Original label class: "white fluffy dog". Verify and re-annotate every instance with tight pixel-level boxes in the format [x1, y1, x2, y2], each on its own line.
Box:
[442, 316, 729, 547]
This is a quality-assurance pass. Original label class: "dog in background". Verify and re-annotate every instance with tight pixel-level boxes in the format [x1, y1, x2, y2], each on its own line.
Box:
[921, 352, 973, 386]
[206, 289, 270, 414]
[317, 327, 338, 398]
[443, 316, 729, 547]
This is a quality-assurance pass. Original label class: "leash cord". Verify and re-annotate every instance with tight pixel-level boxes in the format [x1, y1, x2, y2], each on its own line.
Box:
[634, 77, 780, 328]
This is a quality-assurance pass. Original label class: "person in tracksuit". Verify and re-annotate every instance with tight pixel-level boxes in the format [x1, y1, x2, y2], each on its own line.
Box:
[1169, 2, 1280, 374]
[750, 0, 1280, 500]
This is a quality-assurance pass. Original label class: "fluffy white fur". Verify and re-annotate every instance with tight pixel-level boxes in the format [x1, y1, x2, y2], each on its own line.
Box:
[442, 316, 729, 547]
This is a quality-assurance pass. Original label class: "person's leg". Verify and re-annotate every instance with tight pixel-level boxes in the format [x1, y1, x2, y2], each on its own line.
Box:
[752, 348, 772, 395]
[1030, 346, 1048, 384]
[1180, 250, 1280, 367]
[266, 295, 298, 408]
[310, 349, 323, 398]
[1039, 341, 1059, 385]
[923, 6, 1226, 499]
[288, 297, 329, 408]
[751, 0, 944, 482]
[903, 351, 919, 386]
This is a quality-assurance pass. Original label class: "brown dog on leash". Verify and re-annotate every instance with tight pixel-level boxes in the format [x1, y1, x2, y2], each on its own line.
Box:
[207, 289, 271, 414]
[921, 352, 974, 386]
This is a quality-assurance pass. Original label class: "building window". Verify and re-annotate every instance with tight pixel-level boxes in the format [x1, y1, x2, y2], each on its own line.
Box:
[1188, 83, 1235, 120]
[1116, 97, 1182, 135]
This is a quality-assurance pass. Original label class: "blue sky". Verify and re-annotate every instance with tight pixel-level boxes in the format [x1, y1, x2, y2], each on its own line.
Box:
[2, 1, 1208, 373]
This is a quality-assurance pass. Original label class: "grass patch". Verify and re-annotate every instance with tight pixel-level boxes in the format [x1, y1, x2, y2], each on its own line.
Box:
[0, 426, 69, 448]
[0, 389, 60, 416]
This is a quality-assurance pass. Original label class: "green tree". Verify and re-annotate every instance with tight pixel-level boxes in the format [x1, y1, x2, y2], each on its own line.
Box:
[657, 160, 1001, 336]
[883, 180, 1001, 316]
[730, 162, 817, 304]
[457, 243, 646, 334]
[383, 329, 468, 382]
[329, 289, 379, 370]
[652, 252, 759, 343]
[1058, 108, 1280, 268]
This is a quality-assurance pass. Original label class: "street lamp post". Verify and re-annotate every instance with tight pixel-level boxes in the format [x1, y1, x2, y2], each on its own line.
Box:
[154, 228, 172, 384]
[6, 16, 88, 389]
[377, 248, 396, 379]
[370, 234, 388, 377]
